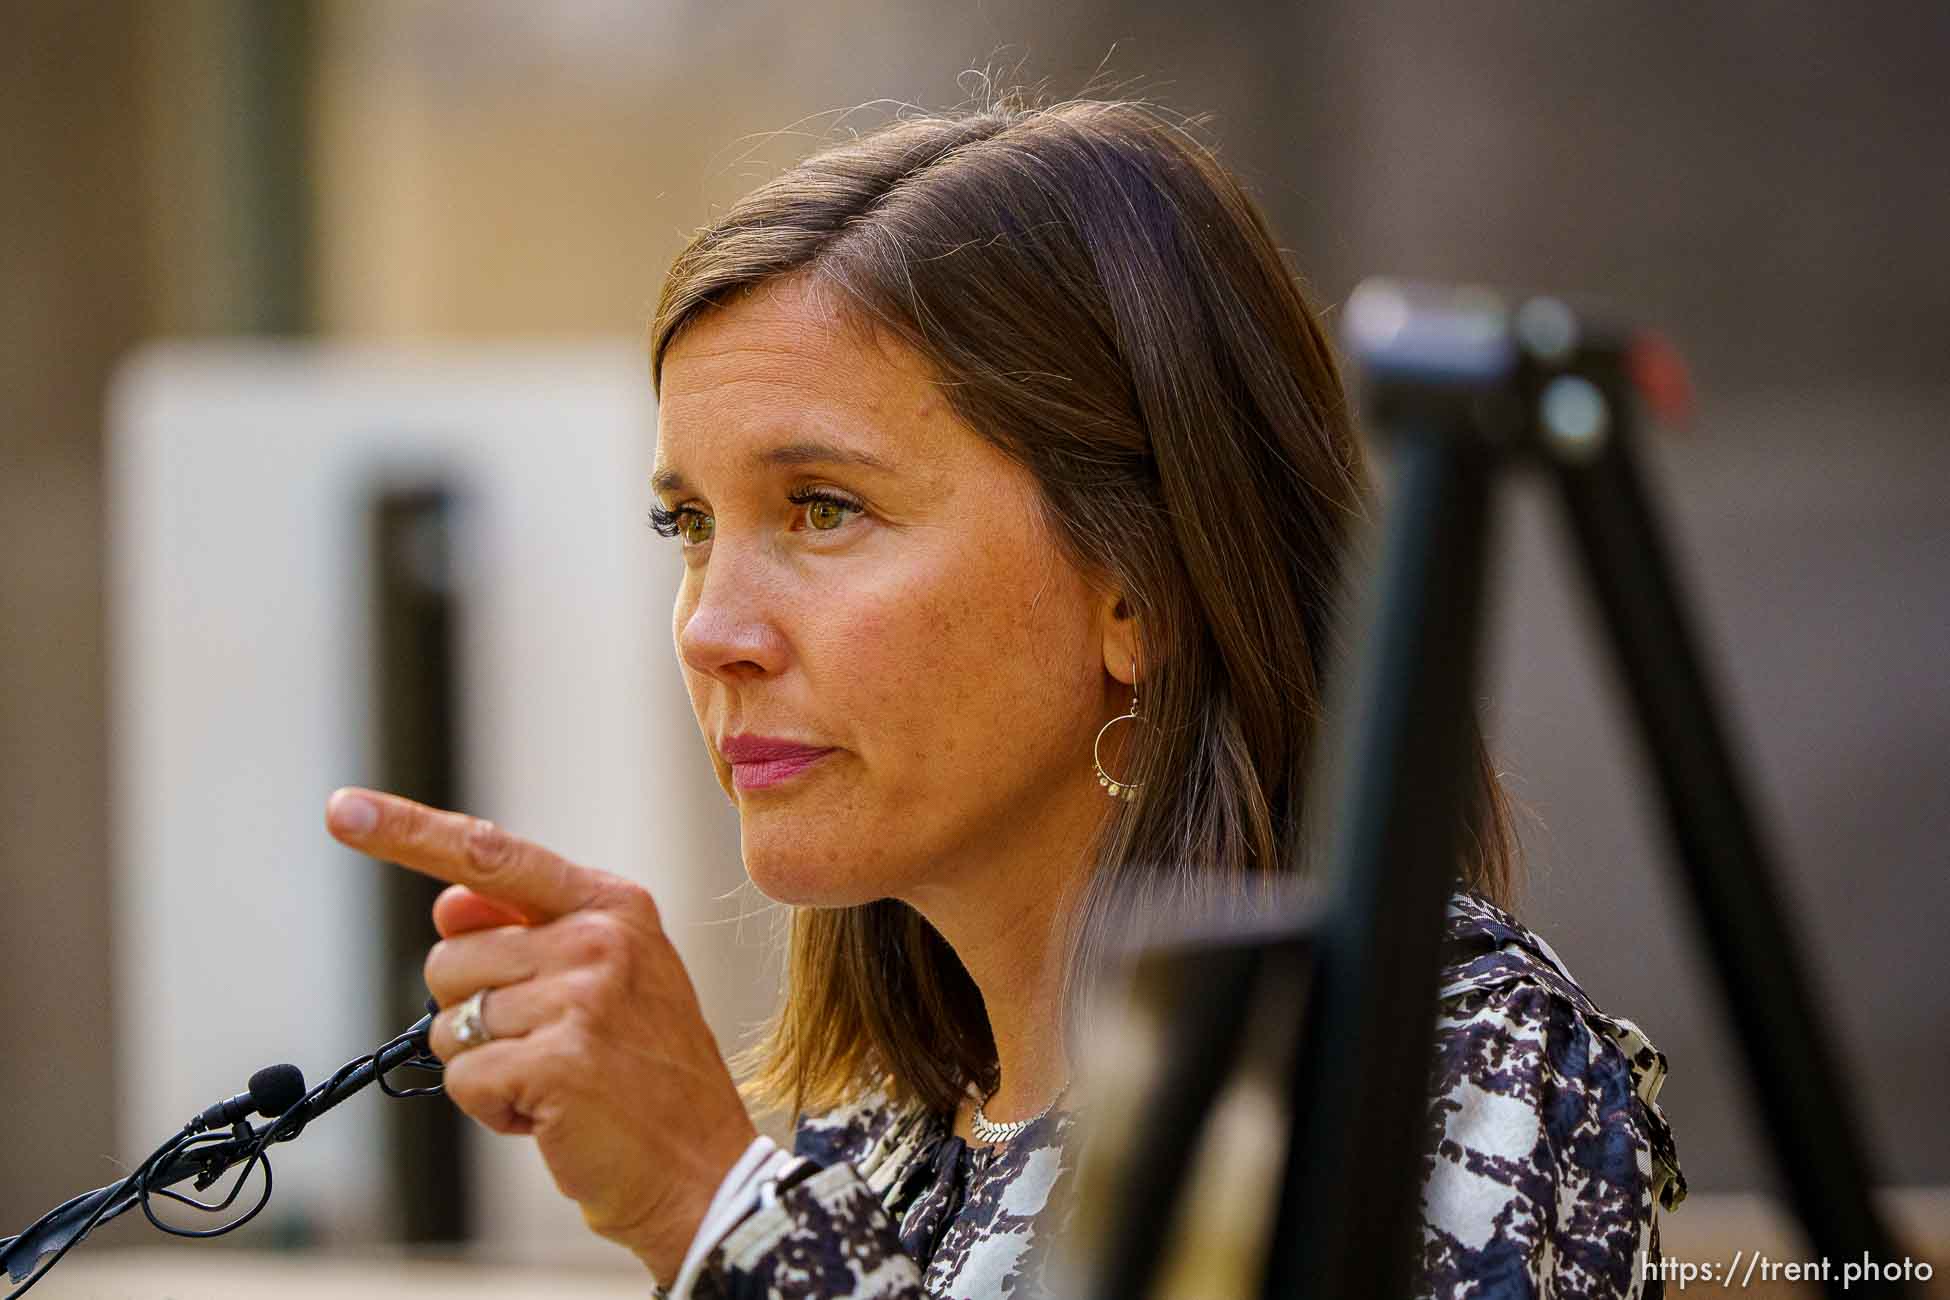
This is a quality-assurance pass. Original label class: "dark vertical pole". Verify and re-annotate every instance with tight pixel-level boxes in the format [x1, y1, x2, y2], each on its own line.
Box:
[371, 489, 470, 1243]
[1263, 427, 1496, 1298]
[227, 1, 313, 335]
[1082, 940, 1266, 1297]
[1541, 354, 1904, 1294]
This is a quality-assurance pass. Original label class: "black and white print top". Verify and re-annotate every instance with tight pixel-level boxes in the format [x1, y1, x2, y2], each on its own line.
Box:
[672, 888, 1688, 1298]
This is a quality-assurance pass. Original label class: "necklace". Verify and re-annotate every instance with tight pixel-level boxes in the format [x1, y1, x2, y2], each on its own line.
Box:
[970, 1081, 1071, 1144]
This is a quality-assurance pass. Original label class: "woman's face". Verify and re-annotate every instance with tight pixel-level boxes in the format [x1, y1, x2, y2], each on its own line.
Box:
[654, 275, 1125, 912]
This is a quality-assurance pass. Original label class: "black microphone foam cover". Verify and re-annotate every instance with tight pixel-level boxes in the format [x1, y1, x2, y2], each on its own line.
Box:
[248, 1063, 306, 1118]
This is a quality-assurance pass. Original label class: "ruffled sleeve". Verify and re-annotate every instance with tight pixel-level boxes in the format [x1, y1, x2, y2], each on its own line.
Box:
[679, 1085, 1076, 1299]
[690, 1161, 930, 1299]
[1415, 972, 1686, 1298]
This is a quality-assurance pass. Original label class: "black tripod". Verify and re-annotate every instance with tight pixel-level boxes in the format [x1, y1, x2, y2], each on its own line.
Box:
[1081, 282, 1908, 1298]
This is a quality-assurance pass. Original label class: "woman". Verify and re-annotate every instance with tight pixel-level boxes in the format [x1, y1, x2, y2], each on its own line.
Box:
[325, 89, 1685, 1297]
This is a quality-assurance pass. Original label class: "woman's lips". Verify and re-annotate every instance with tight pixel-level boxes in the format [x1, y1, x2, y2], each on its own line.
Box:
[730, 748, 835, 791]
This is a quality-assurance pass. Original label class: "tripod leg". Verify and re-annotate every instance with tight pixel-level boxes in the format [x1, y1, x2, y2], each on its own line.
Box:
[1077, 939, 1266, 1298]
[1262, 429, 1496, 1299]
[1543, 375, 1907, 1291]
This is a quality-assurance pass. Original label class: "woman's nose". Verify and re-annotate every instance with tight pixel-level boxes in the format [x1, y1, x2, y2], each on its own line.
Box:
[675, 550, 787, 682]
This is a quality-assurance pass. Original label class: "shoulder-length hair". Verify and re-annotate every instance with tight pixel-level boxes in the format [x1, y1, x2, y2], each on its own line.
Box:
[649, 88, 1519, 1124]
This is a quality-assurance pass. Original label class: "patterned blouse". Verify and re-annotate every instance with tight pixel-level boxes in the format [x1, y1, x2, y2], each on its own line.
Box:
[680, 888, 1687, 1298]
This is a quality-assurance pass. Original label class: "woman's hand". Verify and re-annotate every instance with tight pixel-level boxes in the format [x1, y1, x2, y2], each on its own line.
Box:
[324, 787, 758, 1282]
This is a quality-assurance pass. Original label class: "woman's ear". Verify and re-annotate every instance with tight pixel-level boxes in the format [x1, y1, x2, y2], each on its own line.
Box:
[1100, 591, 1141, 688]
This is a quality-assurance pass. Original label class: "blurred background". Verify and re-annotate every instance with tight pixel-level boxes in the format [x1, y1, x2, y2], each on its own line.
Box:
[4, 1, 1945, 1295]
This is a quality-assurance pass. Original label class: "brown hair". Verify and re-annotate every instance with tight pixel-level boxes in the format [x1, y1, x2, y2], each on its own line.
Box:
[650, 87, 1519, 1124]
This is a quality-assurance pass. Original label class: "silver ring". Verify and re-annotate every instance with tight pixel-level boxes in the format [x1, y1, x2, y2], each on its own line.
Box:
[452, 988, 494, 1051]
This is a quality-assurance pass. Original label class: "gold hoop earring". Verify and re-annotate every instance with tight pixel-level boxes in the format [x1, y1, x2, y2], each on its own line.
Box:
[1094, 679, 1148, 801]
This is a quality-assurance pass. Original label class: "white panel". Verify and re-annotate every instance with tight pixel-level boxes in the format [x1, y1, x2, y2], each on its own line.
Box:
[106, 342, 749, 1261]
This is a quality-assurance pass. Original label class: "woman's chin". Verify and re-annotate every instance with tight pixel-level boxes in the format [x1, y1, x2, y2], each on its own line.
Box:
[738, 832, 884, 908]
[743, 868, 880, 909]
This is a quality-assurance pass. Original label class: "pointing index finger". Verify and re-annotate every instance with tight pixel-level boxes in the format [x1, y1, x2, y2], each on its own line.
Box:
[327, 787, 615, 921]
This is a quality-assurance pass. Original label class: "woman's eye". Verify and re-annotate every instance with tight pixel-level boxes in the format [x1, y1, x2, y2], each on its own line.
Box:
[805, 499, 848, 530]
[652, 492, 860, 548]
[678, 511, 715, 545]
[791, 490, 863, 533]
[650, 504, 713, 546]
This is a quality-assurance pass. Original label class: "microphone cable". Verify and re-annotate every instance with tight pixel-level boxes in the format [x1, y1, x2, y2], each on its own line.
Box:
[1, 1006, 446, 1298]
